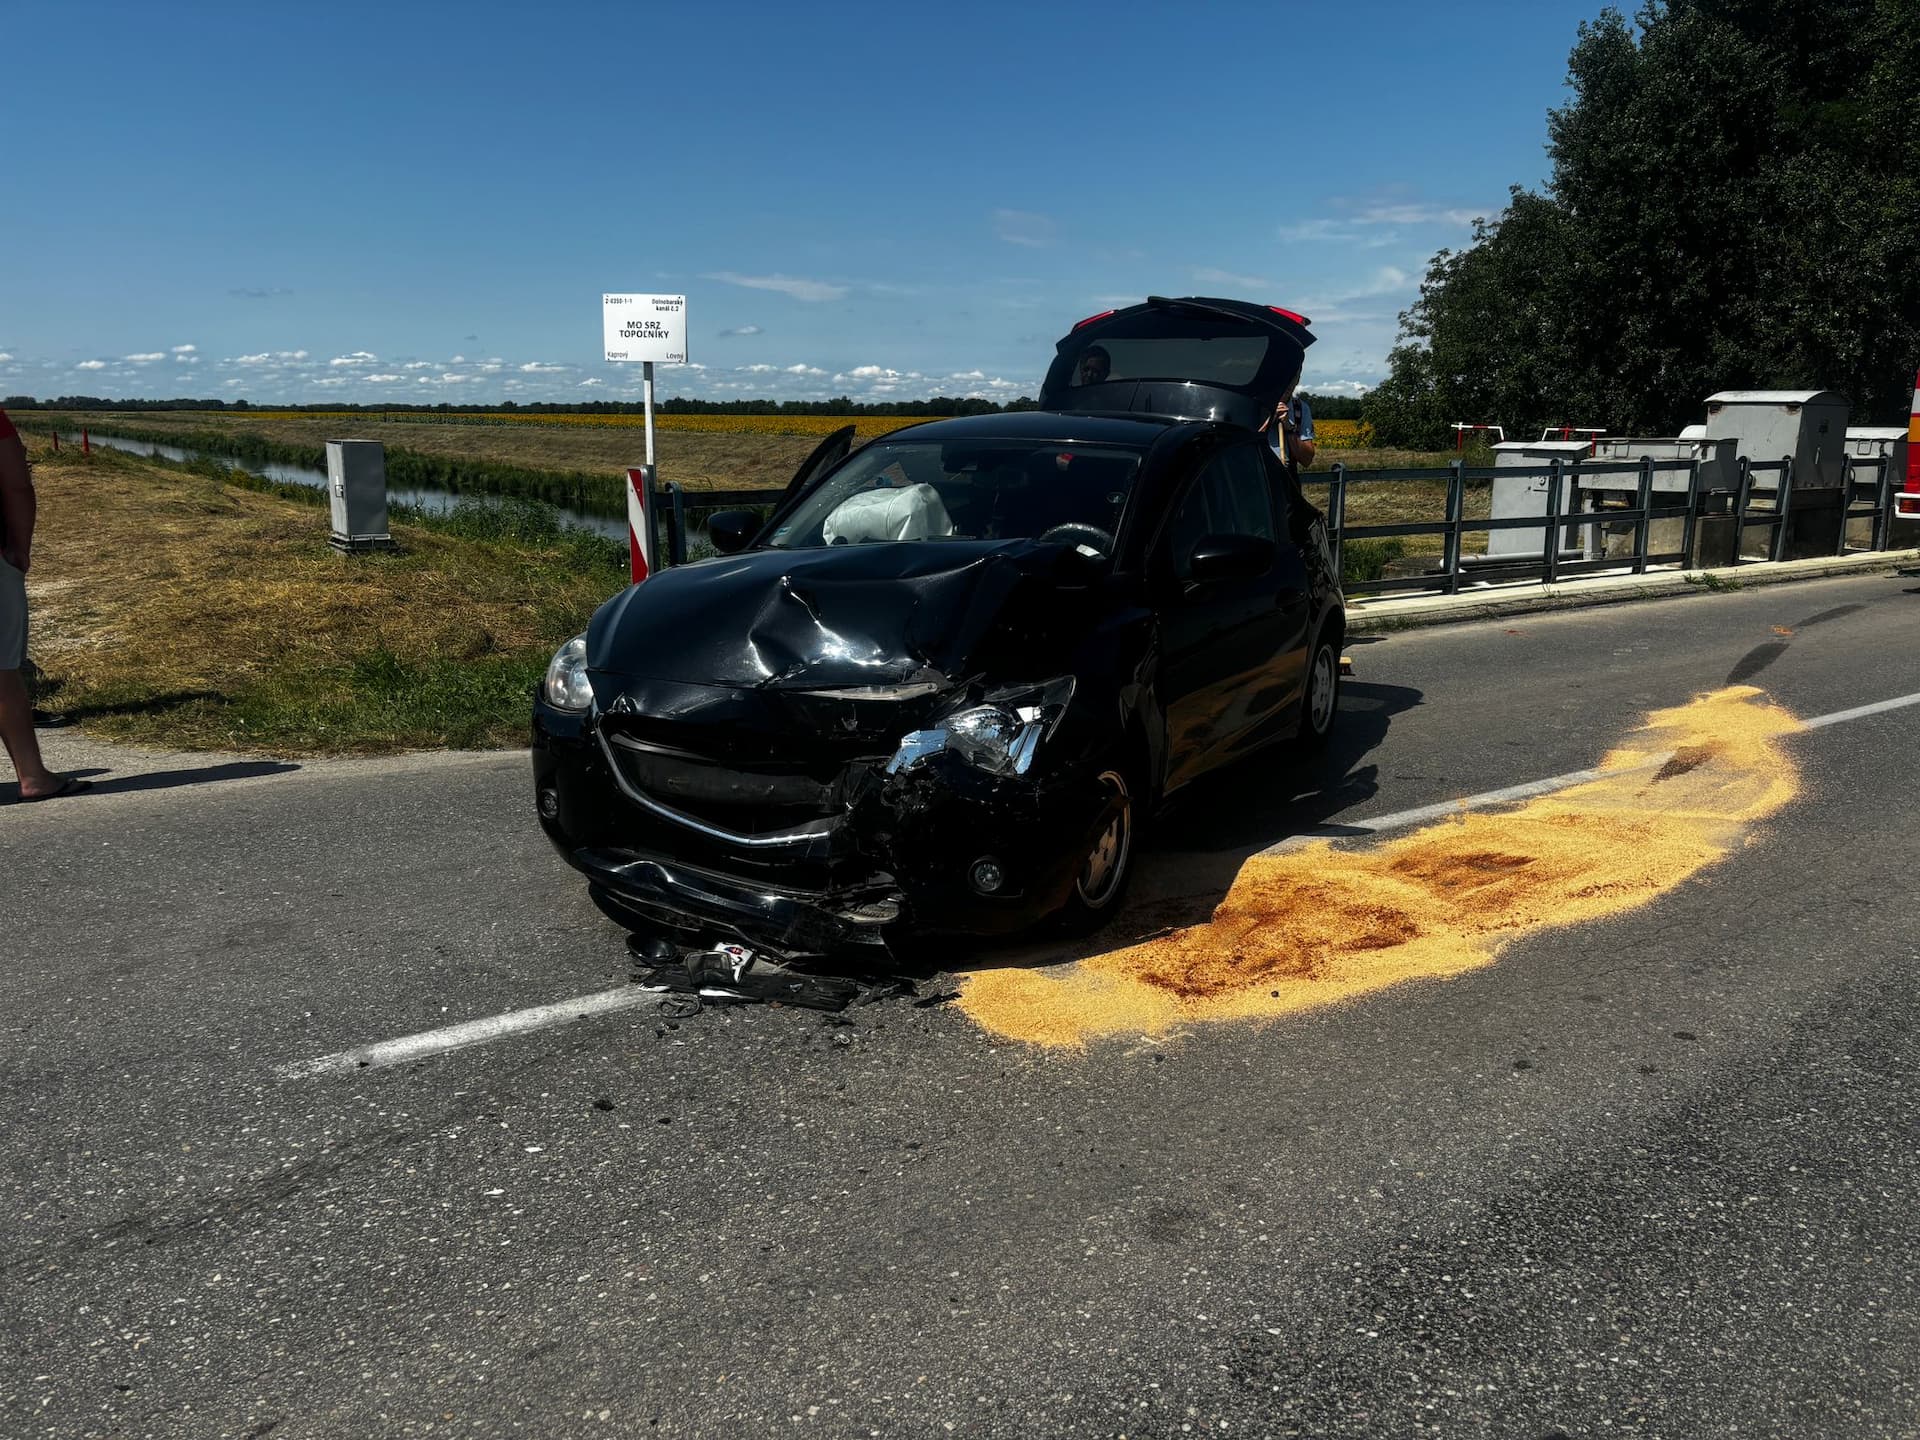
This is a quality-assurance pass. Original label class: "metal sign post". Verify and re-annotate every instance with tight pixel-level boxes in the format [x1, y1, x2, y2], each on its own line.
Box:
[602, 293, 687, 583]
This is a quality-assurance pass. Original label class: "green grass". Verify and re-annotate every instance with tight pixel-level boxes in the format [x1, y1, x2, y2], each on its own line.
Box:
[26, 440, 622, 755]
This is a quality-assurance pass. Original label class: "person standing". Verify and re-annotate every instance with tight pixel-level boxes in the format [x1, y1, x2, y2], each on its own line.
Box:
[1268, 379, 1316, 469]
[0, 408, 88, 802]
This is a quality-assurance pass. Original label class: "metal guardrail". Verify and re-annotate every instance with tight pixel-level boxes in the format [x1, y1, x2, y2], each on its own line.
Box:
[645, 454, 1907, 594]
[1316, 454, 1902, 597]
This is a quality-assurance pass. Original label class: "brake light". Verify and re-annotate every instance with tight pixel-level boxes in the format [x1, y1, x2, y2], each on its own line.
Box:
[1073, 310, 1116, 330]
[1268, 305, 1312, 326]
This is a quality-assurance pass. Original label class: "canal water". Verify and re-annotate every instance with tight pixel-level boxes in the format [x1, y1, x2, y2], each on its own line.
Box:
[67, 431, 629, 541]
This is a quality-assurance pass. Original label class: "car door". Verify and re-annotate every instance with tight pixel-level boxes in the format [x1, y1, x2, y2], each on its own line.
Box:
[1155, 437, 1299, 794]
[778, 424, 856, 505]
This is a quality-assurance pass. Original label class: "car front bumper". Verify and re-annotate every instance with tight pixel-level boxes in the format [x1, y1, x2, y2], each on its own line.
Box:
[531, 701, 1104, 960]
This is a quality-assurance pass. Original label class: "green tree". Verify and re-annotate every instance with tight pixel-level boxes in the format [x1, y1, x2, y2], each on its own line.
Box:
[1366, 0, 1920, 450]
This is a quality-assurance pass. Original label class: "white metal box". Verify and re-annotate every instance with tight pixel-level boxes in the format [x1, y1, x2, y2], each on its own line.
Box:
[325, 439, 392, 552]
[1485, 440, 1589, 557]
[1703, 390, 1850, 488]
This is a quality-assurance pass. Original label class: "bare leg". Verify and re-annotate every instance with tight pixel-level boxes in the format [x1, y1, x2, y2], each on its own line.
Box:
[0, 666, 58, 797]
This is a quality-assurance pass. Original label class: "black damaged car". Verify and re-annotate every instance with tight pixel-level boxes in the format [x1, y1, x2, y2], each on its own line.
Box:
[532, 297, 1344, 962]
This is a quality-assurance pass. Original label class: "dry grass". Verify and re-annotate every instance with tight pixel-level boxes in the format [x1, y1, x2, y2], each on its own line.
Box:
[23, 440, 618, 754]
[41, 411, 842, 493]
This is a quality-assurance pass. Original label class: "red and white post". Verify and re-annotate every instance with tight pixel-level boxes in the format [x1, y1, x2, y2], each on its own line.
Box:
[626, 464, 656, 584]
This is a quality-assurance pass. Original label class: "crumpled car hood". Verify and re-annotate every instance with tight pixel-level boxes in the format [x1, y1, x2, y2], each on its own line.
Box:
[587, 539, 1086, 691]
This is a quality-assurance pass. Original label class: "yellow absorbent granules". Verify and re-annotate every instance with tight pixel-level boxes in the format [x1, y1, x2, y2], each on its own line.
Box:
[958, 685, 1802, 1047]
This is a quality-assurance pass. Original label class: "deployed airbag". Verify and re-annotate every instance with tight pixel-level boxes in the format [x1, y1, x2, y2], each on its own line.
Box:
[822, 483, 955, 545]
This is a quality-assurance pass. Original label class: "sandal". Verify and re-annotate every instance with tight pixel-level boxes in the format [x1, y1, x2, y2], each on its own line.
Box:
[21, 776, 92, 804]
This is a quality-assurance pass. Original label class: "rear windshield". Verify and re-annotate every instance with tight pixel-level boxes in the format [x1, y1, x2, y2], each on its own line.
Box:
[1070, 336, 1269, 387]
[767, 438, 1143, 552]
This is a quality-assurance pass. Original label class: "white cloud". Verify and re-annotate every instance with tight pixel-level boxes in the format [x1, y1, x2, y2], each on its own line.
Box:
[233, 353, 273, 365]
[76, 359, 107, 370]
[702, 271, 848, 302]
[367, 373, 404, 382]
[1352, 203, 1485, 227]
[580, 378, 605, 387]
[519, 361, 567, 373]
[449, 354, 467, 364]
[402, 360, 433, 371]
[171, 343, 196, 354]
[784, 364, 827, 377]
[124, 352, 167, 363]
[329, 351, 378, 367]
[848, 365, 886, 379]
[0, 353, 12, 363]
[176, 353, 200, 364]
[737, 363, 778, 374]
[1347, 266, 1410, 297]
[1191, 267, 1272, 291]
[992, 209, 1057, 248]
[313, 377, 350, 388]
[439, 372, 473, 383]
[284, 349, 309, 360]
[718, 324, 763, 337]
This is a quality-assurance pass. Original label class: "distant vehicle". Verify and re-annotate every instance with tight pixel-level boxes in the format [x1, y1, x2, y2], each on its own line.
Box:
[531, 298, 1345, 963]
[1900, 368, 1920, 522]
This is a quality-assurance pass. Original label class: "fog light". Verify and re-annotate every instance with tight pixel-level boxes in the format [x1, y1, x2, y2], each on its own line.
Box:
[538, 786, 560, 820]
[969, 858, 1006, 895]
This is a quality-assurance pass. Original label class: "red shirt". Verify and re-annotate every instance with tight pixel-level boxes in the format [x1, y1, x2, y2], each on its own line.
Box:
[0, 409, 15, 442]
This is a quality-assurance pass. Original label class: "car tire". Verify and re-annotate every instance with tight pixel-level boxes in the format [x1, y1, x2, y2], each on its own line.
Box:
[1053, 766, 1138, 937]
[1295, 629, 1341, 752]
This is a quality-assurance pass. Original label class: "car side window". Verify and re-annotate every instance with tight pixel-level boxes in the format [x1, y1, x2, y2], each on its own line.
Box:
[1216, 443, 1276, 543]
[1257, 444, 1293, 536]
[1165, 443, 1275, 580]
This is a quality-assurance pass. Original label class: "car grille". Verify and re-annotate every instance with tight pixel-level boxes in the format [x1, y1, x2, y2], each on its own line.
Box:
[600, 731, 855, 838]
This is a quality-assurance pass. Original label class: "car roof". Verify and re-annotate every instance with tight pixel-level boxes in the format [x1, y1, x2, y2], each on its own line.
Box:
[871, 409, 1196, 447]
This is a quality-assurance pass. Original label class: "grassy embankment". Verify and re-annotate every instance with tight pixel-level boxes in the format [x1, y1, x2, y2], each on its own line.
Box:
[23, 439, 623, 755]
[41, 411, 1488, 582]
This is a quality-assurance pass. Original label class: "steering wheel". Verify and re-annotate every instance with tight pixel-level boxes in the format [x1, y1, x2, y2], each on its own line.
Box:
[1037, 521, 1115, 554]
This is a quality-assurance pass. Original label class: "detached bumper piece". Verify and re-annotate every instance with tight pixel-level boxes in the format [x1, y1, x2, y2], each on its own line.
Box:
[627, 934, 895, 1013]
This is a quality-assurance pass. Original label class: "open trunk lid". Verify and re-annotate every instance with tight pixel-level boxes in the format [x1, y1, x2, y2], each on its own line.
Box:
[1039, 295, 1316, 431]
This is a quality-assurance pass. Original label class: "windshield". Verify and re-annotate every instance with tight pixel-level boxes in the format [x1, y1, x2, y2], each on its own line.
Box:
[765, 438, 1143, 552]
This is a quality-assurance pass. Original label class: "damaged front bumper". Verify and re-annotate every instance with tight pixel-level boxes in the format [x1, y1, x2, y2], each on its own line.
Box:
[532, 697, 1103, 961]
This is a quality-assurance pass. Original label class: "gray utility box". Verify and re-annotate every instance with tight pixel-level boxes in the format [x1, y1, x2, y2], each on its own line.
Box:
[1578, 436, 1739, 562]
[1704, 390, 1851, 558]
[1846, 426, 1917, 547]
[1484, 440, 1590, 558]
[325, 440, 393, 553]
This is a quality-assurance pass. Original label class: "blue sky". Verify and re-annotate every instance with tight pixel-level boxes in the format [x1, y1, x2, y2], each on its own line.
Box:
[2, 0, 1608, 406]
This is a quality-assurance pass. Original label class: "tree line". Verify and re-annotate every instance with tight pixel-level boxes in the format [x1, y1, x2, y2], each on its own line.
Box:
[1363, 0, 1920, 450]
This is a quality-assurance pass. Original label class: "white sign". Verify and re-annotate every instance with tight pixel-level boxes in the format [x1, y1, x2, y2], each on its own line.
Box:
[603, 293, 688, 365]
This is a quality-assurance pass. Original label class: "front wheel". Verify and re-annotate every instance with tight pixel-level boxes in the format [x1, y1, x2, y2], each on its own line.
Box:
[1295, 632, 1341, 751]
[1053, 768, 1137, 937]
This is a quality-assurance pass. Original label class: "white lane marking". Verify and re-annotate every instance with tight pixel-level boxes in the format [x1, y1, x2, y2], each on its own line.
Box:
[275, 986, 656, 1080]
[1265, 764, 1639, 853]
[1800, 688, 1920, 731]
[279, 686, 1920, 1080]
[1265, 686, 1920, 852]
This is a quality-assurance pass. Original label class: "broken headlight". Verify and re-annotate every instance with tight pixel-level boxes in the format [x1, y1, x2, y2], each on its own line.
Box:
[887, 677, 1075, 778]
[542, 635, 594, 711]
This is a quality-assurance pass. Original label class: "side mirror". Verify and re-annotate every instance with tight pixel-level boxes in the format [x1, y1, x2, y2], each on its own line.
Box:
[706, 510, 759, 555]
[1187, 533, 1275, 583]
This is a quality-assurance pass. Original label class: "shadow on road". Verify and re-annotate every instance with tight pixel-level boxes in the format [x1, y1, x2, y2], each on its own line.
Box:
[4, 759, 301, 804]
[931, 678, 1427, 977]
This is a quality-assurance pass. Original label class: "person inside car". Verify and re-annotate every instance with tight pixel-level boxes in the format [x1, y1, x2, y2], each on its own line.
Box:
[1076, 346, 1112, 386]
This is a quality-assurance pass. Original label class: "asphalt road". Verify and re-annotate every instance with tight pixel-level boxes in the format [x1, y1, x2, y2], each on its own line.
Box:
[6, 569, 1920, 1439]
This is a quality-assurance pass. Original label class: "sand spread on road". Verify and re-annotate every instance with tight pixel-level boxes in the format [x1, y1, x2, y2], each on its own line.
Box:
[959, 686, 1801, 1047]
